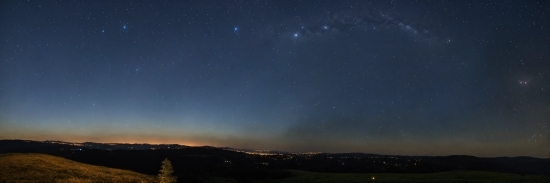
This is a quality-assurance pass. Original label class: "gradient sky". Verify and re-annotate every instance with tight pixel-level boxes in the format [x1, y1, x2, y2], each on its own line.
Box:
[1, 0, 549, 158]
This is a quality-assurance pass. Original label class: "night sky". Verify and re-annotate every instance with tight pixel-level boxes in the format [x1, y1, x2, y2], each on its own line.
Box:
[1, 0, 549, 158]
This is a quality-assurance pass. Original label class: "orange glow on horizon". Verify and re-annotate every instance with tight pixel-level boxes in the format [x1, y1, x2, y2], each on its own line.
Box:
[0, 133, 215, 147]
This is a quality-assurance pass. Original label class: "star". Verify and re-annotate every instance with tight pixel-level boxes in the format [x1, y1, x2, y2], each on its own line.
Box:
[518, 80, 528, 85]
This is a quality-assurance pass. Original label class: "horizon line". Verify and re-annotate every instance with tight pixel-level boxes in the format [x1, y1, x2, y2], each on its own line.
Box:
[2, 138, 547, 159]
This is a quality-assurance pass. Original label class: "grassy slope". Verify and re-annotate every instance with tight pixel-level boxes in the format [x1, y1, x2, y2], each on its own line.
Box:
[274, 170, 550, 183]
[0, 153, 156, 183]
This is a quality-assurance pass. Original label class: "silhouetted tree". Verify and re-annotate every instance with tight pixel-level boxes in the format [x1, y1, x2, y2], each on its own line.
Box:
[158, 158, 177, 183]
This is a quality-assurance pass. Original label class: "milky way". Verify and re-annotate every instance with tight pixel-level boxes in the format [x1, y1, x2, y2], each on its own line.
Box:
[0, 0, 549, 158]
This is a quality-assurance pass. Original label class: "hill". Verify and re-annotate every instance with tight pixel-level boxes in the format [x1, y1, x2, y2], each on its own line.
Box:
[0, 153, 156, 183]
[275, 170, 550, 183]
[0, 153, 547, 183]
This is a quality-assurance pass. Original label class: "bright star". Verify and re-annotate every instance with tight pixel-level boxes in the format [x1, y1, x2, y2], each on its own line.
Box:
[234, 27, 238, 31]
[294, 33, 298, 37]
[123, 25, 127, 29]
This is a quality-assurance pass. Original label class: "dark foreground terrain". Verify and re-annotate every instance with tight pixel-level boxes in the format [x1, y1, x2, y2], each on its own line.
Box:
[1, 153, 548, 183]
[274, 170, 550, 183]
[0, 140, 548, 182]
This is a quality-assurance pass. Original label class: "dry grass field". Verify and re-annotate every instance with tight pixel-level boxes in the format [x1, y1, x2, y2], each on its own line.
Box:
[0, 153, 157, 183]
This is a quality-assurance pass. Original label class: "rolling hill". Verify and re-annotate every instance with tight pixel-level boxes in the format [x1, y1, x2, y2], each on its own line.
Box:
[0, 153, 157, 183]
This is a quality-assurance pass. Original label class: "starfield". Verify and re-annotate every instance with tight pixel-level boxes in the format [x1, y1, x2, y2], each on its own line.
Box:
[1, 0, 549, 182]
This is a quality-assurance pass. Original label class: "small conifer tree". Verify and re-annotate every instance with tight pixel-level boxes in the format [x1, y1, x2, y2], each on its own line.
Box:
[158, 158, 177, 183]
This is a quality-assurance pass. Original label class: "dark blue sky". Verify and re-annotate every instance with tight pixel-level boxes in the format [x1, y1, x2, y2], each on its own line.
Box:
[1, 0, 549, 158]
